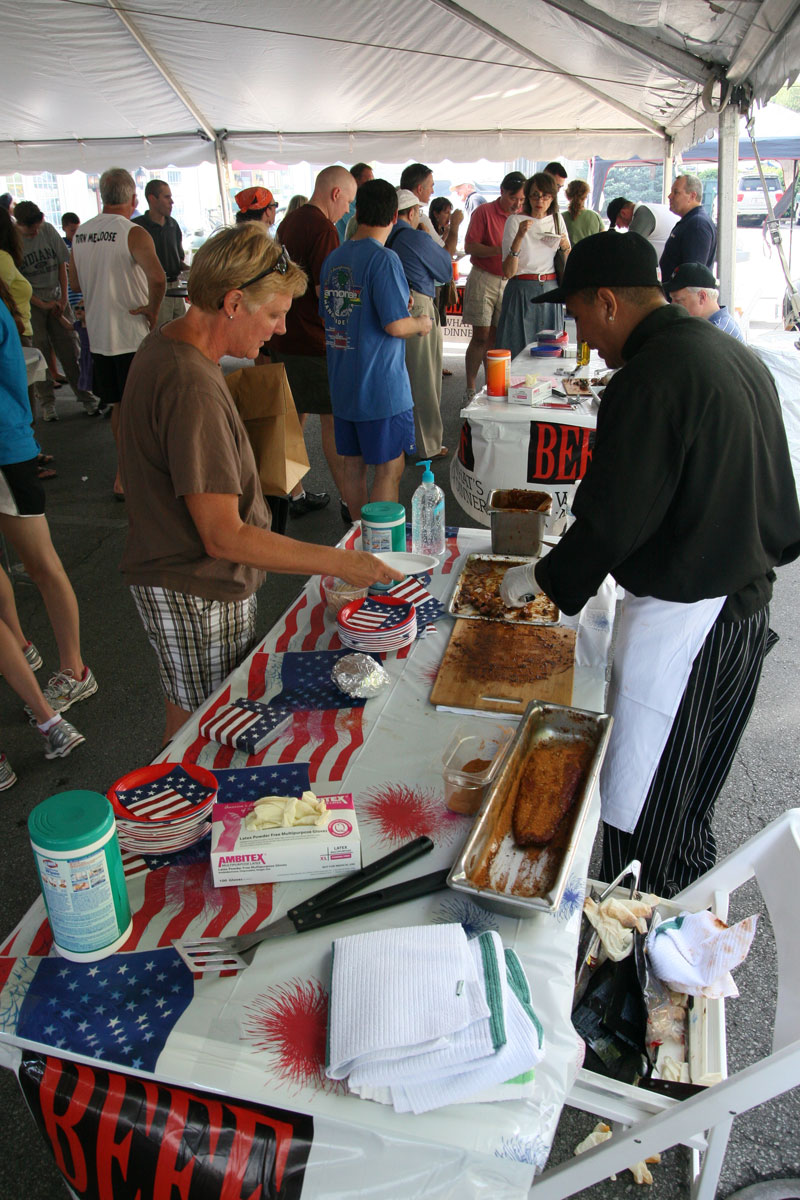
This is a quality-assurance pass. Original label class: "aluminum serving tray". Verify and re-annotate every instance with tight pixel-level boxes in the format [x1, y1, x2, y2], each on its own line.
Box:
[447, 554, 560, 626]
[448, 700, 613, 916]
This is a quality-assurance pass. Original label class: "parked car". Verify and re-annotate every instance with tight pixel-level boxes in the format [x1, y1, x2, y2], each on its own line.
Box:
[737, 174, 783, 224]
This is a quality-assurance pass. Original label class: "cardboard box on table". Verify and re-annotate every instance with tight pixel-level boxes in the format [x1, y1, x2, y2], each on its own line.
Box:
[210, 794, 361, 886]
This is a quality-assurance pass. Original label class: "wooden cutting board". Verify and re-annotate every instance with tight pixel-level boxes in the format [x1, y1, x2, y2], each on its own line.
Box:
[430, 619, 575, 714]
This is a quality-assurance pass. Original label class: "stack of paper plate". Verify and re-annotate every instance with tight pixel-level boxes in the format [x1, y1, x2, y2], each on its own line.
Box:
[107, 763, 217, 855]
[337, 595, 417, 652]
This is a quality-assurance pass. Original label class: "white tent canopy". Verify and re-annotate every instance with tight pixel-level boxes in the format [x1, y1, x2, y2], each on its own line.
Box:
[2, 0, 800, 177]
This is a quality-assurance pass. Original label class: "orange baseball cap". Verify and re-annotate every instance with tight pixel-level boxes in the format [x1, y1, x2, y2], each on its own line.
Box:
[234, 186, 276, 211]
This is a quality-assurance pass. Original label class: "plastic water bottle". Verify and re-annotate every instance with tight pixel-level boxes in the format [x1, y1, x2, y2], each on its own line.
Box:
[411, 460, 445, 556]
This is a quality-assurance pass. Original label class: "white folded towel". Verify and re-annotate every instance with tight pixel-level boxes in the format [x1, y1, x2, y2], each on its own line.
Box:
[390, 948, 545, 1114]
[326, 924, 491, 1081]
[347, 931, 507, 1088]
[646, 909, 758, 999]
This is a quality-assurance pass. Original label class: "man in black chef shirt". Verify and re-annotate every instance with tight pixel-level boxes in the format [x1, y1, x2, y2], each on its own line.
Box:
[501, 231, 800, 897]
[132, 180, 187, 326]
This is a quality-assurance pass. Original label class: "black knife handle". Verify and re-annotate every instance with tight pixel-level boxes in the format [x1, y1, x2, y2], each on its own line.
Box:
[290, 868, 450, 933]
[289, 835, 434, 920]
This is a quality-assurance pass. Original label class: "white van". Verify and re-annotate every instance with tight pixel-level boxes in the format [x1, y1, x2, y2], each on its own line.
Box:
[737, 173, 784, 223]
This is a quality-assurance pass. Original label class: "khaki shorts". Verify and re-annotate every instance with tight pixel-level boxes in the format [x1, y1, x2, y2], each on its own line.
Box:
[461, 268, 507, 329]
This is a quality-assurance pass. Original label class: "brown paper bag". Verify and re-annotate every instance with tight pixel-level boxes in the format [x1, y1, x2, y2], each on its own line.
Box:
[226, 363, 310, 496]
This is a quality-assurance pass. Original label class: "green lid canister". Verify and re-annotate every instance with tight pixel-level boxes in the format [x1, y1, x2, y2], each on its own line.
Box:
[360, 501, 406, 553]
[28, 790, 133, 962]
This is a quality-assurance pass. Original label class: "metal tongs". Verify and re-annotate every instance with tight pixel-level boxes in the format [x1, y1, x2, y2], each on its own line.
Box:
[573, 859, 642, 1006]
[173, 835, 448, 975]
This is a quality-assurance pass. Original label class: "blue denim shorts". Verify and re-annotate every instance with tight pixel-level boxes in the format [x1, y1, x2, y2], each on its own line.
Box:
[334, 409, 416, 465]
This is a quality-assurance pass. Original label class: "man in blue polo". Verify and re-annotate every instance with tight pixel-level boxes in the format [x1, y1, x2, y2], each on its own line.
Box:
[659, 174, 717, 280]
[663, 261, 745, 341]
[320, 179, 432, 520]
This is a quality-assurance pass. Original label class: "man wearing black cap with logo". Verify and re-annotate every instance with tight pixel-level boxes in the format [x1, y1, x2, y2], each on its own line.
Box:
[500, 231, 800, 897]
[663, 261, 745, 341]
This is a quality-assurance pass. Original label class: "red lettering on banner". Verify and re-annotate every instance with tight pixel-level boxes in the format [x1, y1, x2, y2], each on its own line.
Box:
[153, 1087, 195, 1198]
[40, 1057, 90, 1191]
[226, 1106, 296, 1198]
[534, 423, 557, 478]
[96, 1070, 134, 1196]
[556, 426, 581, 481]
[578, 427, 593, 479]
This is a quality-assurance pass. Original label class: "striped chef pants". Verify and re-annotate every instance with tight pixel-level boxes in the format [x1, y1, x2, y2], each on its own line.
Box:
[601, 606, 770, 897]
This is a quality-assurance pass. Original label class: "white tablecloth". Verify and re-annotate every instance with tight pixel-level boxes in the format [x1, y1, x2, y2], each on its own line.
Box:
[0, 527, 614, 1200]
[450, 349, 604, 531]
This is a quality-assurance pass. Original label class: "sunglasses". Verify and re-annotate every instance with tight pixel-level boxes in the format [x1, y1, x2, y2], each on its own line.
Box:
[528, 191, 551, 201]
[218, 247, 290, 308]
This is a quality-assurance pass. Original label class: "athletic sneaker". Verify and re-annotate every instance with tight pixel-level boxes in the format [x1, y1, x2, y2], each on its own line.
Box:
[24, 642, 43, 671]
[40, 718, 85, 760]
[0, 754, 17, 791]
[0, 641, 42, 678]
[37, 666, 98, 714]
[78, 390, 100, 415]
[42, 403, 58, 422]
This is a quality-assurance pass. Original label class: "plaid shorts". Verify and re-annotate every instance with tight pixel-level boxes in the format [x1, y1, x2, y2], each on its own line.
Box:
[130, 585, 258, 711]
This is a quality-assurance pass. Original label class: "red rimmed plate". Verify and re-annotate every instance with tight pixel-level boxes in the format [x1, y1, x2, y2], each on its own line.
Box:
[108, 762, 218, 826]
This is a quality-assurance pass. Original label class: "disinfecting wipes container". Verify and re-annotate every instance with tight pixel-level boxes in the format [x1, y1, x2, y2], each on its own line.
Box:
[28, 790, 132, 961]
[360, 501, 406, 553]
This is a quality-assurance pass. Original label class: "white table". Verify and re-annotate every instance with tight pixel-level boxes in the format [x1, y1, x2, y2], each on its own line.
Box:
[0, 527, 614, 1199]
[450, 348, 604, 532]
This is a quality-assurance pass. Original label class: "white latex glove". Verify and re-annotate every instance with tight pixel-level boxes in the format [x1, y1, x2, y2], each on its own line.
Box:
[499, 562, 541, 607]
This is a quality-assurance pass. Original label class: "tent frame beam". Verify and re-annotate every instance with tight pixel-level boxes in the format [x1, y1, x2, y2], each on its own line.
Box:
[105, 0, 231, 222]
[726, 0, 800, 87]
[428, 0, 667, 139]
[534, 0, 715, 87]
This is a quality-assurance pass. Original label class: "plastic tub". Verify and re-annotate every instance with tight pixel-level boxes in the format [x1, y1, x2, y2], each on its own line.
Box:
[442, 721, 516, 815]
[322, 575, 369, 614]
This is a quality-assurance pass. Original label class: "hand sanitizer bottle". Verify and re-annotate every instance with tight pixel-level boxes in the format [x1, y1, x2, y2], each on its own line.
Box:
[411, 460, 446, 556]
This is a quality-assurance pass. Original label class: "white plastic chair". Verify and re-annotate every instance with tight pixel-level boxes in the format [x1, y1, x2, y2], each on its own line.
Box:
[532, 808, 800, 1199]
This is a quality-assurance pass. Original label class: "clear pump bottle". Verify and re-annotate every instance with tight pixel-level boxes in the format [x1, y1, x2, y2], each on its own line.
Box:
[411, 460, 445, 556]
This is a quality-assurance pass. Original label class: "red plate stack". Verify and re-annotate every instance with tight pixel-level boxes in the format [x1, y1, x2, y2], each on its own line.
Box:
[107, 762, 217, 855]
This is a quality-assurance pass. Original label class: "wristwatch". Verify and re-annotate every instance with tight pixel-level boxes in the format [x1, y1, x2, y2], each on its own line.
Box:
[509, 249, 520, 257]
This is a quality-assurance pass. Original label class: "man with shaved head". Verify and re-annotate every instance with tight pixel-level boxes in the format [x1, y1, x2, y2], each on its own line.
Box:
[272, 165, 357, 520]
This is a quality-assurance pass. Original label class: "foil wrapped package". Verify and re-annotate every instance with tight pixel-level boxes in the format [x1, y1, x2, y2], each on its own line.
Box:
[332, 653, 390, 699]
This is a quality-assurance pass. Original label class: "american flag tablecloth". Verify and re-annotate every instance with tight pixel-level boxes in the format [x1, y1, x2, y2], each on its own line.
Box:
[0, 526, 614, 1200]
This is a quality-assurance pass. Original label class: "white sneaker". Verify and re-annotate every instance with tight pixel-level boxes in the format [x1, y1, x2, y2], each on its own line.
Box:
[40, 718, 85, 760]
[25, 666, 98, 718]
[42, 403, 58, 422]
[0, 754, 17, 791]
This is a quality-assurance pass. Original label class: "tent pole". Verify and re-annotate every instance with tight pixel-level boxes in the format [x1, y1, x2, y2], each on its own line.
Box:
[717, 104, 739, 310]
[663, 137, 674, 203]
[215, 137, 233, 226]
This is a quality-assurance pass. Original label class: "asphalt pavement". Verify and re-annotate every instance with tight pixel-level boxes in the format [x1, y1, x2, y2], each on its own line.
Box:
[0, 343, 797, 1199]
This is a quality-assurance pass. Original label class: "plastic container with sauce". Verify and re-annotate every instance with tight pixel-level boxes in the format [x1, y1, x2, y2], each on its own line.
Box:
[442, 722, 516, 815]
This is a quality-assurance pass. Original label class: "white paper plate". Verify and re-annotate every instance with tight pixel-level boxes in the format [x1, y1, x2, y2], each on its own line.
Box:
[375, 551, 438, 575]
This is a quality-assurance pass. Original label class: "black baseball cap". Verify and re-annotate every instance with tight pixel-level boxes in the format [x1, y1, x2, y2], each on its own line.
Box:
[531, 230, 661, 304]
[606, 196, 633, 225]
[663, 261, 718, 293]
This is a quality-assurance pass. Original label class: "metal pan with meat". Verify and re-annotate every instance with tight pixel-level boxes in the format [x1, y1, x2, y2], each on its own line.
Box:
[448, 701, 613, 916]
[448, 554, 560, 625]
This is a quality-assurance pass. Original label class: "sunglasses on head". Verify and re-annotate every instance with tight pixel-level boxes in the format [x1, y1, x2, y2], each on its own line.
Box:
[218, 246, 290, 308]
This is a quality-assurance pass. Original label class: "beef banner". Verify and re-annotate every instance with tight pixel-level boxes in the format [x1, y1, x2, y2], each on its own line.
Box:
[451, 413, 595, 531]
[18, 1054, 313, 1200]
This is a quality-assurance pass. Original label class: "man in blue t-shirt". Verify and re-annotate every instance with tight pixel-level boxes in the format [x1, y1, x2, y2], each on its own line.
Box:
[320, 179, 432, 519]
